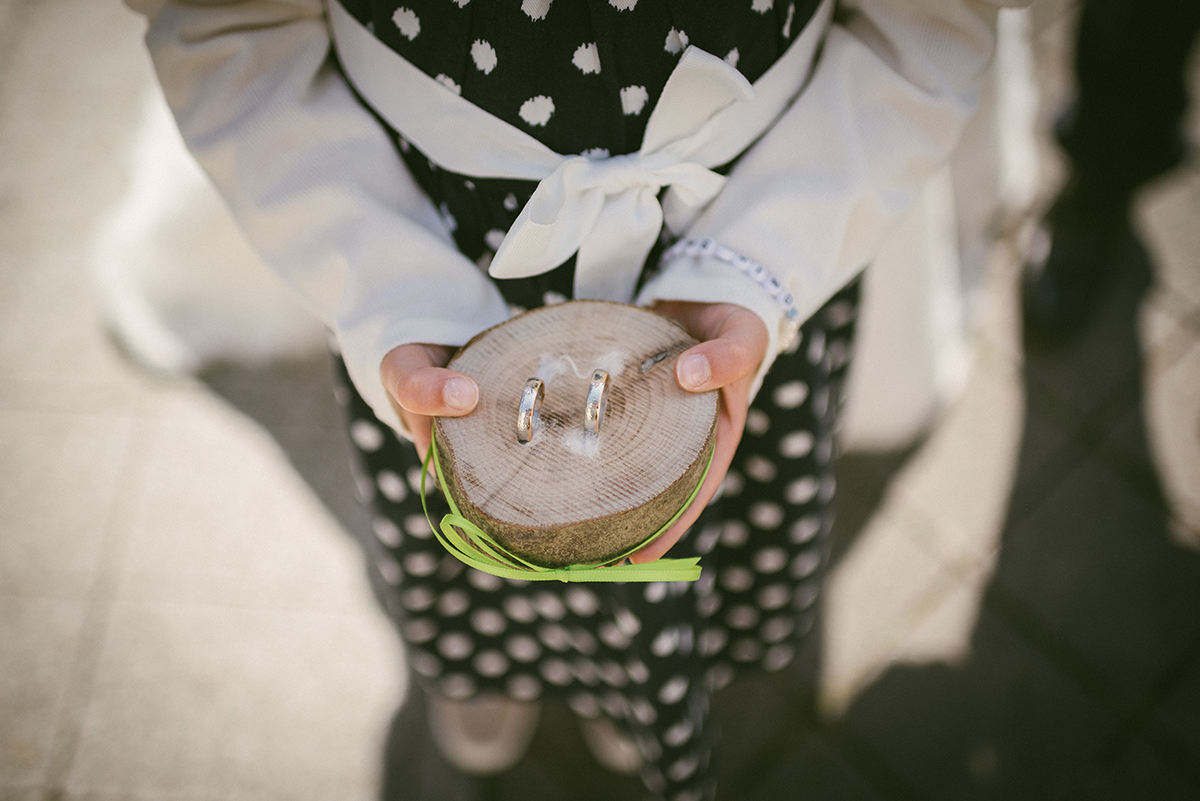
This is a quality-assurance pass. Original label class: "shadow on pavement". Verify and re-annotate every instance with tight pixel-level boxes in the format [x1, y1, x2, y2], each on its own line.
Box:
[751, 225, 1200, 800]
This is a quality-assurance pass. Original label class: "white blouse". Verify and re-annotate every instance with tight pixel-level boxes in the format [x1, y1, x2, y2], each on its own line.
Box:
[123, 0, 1027, 435]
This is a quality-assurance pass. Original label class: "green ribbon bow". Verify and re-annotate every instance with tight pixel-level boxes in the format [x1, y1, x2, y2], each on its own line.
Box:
[420, 435, 709, 583]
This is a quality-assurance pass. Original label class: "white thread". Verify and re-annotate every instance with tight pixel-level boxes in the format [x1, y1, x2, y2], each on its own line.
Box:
[537, 354, 588, 382]
[537, 351, 627, 383]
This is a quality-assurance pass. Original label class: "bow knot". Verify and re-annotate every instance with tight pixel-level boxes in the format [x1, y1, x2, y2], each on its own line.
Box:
[489, 151, 726, 302]
[573, 151, 674, 194]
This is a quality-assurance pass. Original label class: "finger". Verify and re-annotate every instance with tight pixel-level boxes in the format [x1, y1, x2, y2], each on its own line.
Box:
[666, 305, 768, 393]
[394, 366, 479, 417]
[629, 384, 748, 563]
[628, 420, 736, 563]
[381, 344, 479, 418]
[398, 410, 434, 458]
[675, 335, 760, 393]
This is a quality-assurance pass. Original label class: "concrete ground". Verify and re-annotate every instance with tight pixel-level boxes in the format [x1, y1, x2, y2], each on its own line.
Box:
[2, 1, 1198, 799]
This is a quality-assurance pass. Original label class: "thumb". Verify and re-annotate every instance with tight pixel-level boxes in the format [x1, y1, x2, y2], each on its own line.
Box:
[381, 343, 479, 417]
[663, 304, 768, 393]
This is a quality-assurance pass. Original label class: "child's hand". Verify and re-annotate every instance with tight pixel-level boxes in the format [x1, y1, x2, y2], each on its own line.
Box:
[630, 301, 768, 564]
[381, 343, 480, 458]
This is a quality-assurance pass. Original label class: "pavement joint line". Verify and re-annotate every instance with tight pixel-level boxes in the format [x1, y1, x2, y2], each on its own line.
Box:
[983, 581, 1158, 732]
[1006, 367, 1144, 530]
[39, 412, 163, 794]
[891, 496, 1002, 581]
[1141, 290, 1200, 379]
[720, 688, 816, 800]
[1093, 650, 1200, 787]
[821, 723, 924, 801]
[1115, 628, 1200, 782]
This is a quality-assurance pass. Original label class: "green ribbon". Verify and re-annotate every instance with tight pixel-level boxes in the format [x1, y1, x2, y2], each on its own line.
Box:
[420, 434, 709, 583]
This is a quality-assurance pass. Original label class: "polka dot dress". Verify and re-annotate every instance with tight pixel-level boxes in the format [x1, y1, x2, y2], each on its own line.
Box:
[329, 2, 852, 800]
[335, 282, 857, 801]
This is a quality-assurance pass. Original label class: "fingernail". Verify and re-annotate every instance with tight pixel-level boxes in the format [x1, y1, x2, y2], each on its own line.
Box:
[443, 377, 478, 411]
[677, 353, 711, 390]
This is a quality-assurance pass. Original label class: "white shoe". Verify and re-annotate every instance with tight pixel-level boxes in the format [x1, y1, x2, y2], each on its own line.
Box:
[426, 693, 541, 775]
[579, 717, 643, 775]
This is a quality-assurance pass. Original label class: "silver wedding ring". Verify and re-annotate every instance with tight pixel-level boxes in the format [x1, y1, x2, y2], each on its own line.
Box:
[517, 378, 544, 444]
[584, 369, 610, 435]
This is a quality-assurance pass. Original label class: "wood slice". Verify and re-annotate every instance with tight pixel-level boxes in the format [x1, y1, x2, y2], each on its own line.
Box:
[434, 301, 719, 568]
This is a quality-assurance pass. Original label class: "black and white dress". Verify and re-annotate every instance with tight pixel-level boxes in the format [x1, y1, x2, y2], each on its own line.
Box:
[332, 2, 858, 800]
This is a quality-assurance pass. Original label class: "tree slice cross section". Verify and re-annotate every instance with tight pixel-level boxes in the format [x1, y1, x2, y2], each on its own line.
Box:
[435, 301, 718, 568]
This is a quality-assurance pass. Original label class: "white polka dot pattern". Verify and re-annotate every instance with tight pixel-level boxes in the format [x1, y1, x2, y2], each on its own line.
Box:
[786, 476, 819, 505]
[573, 42, 601, 74]
[376, 470, 408, 502]
[391, 7, 419, 39]
[508, 674, 542, 700]
[719, 470, 745, 498]
[403, 552, 438, 577]
[471, 39, 497, 73]
[437, 589, 470, 617]
[664, 28, 689, 54]
[474, 651, 509, 676]
[505, 634, 541, 662]
[437, 632, 474, 660]
[779, 430, 814, 458]
[772, 381, 808, 409]
[521, 0, 552, 21]
[468, 569, 503, 591]
[519, 95, 555, 126]
[744, 455, 777, 482]
[403, 514, 433, 538]
[350, 420, 384, 452]
[658, 676, 689, 704]
[620, 85, 649, 115]
[372, 517, 402, 547]
[745, 408, 771, 435]
[749, 501, 784, 529]
[720, 521, 749, 547]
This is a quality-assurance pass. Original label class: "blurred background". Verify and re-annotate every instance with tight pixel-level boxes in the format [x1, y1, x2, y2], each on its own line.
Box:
[2, 0, 1198, 798]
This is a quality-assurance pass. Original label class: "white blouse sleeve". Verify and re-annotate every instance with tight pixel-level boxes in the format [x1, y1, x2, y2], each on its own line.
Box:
[637, 0, 1029, 400]
[123, 0, 512, 435]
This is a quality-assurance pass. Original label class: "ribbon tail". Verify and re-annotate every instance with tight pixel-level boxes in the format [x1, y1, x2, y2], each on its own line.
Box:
[573, 188, 663, 302]
[489, 157, 602, 280]
[552, 557, 703, 583]
[660, 167, 726, 234]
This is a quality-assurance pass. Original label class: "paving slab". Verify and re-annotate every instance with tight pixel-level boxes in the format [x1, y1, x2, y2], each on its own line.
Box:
[837, 607, 1121, 801]
[1148, 650, 1200, 779]
[994, 452, 1200, 703]
[65, 601, 401, 801]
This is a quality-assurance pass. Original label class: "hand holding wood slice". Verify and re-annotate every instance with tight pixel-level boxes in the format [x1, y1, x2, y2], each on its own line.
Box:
[434, 301, 719, 568]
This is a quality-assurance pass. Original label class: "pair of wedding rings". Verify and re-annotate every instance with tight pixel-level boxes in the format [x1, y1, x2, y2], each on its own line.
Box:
[517, 369, 610, 444]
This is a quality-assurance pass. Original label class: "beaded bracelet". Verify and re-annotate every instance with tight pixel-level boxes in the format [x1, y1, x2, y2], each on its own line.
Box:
[660, 237, 803, 349]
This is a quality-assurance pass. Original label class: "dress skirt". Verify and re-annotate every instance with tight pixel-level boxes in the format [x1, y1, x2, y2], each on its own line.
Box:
[334, 259, 858, 801]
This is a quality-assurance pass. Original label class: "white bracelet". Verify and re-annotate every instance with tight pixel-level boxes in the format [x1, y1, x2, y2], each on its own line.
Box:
[660, 238, 803, 349]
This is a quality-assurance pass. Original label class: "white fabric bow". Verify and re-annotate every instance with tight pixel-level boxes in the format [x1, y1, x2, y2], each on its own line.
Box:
[329, 0, 831, 301]
[488, 152, 727, 301]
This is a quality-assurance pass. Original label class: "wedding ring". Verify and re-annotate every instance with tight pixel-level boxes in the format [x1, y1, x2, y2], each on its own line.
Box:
[584, 369, 610, 435]
[517, 378, 544, 444]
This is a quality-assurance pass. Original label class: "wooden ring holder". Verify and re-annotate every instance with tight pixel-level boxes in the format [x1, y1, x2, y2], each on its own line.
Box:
[434, 301, 719, 568]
